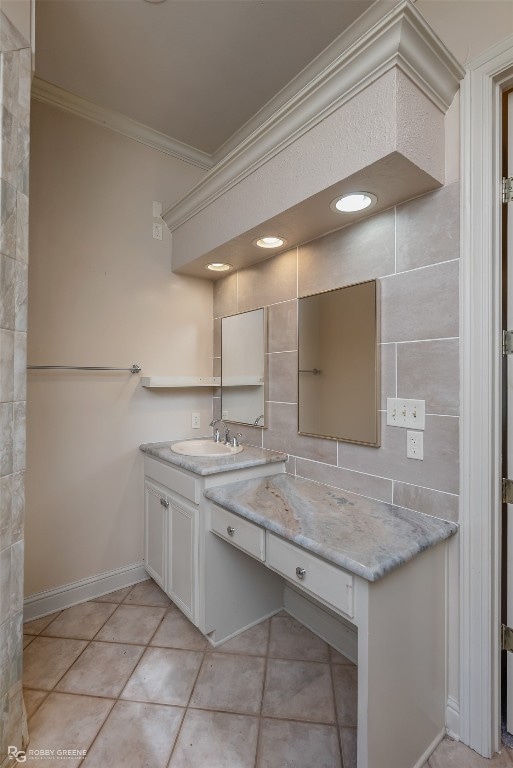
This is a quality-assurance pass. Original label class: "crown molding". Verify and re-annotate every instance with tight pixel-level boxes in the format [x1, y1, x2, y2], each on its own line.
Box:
[162, 0, 464, 232]
[31, 77, 213, 170]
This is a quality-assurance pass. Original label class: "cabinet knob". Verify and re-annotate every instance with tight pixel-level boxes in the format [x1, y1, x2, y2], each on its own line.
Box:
[295, 566, 306, 580]
[227, 526, 235, 536]
[160, 498, 169, 508]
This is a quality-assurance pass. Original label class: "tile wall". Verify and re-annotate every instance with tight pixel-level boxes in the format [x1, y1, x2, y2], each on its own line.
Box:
[213, 182, 459, 523]
[0, 10, 30, 765]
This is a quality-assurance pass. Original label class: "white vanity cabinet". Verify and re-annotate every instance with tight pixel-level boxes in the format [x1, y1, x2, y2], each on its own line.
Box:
[142, 448, 286, 637]
[143, 475, 198, 620]
[143, 479, 168, 591]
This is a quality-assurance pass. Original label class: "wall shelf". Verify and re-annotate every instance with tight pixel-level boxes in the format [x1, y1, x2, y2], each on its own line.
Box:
[141, 376, 220, 388]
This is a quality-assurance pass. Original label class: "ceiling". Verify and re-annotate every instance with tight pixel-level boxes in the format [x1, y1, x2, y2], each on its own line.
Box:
[34, 0, 374, 158]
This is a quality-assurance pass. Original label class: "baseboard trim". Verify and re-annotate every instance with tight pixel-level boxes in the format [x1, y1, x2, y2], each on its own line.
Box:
[412, 729, 446, 768]
[283, 584, 358, 664]
[446, 695, 460, 741]
[23, 562, 148, 621]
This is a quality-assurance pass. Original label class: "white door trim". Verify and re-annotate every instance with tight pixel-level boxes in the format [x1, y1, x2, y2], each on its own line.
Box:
[460, 35, 513, 756]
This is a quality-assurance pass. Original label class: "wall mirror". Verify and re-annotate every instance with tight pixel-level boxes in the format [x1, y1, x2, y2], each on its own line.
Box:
[298, 279, 380, 446]
[221, 308, 266, 427]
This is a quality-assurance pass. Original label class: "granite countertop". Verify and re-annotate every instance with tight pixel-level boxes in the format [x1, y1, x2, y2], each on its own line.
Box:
[139, 440, 287, 476]
[204, 474, 458, 582]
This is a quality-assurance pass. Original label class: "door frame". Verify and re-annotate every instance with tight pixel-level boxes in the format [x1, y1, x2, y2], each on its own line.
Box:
[460, 34, 513, 756]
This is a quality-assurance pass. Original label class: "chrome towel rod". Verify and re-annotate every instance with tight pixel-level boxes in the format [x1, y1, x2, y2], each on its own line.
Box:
[27, 364, 142, 374]
[299, 368, 322, 375]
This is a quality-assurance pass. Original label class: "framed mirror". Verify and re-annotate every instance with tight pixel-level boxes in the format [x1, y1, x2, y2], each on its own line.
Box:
[298, 279, 380, 446]
[221, 308, 267, 427]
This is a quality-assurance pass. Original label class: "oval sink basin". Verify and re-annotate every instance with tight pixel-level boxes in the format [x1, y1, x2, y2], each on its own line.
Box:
[171, 439, 243, 457]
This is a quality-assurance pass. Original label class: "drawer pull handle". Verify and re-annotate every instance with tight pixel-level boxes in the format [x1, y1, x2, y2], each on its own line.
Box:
[295, 566, 306, 580]
[227, 526, 235, 536]
[160, 498, 169, 508]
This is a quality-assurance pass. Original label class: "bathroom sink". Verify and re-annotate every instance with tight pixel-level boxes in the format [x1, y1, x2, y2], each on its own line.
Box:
[171, 439, 243, 457]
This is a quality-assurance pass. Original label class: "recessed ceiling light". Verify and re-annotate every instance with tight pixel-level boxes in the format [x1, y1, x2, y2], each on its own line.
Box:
[206, 262, 231, 272]
[253, 236, 286, 249]
[330, 192, 377, 213]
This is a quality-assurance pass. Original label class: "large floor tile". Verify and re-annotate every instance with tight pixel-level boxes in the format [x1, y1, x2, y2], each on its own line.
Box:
[268, 615, 329, 662]
[257, 718, 341, 768]
[213, 620, 269, 657]
[340, 726, 357, 768]
[23, 636, 88, 690]
[25, 692, 114, 767]
[23, 612, 62, 636]
[82, 700, 184, 768]
[151, 608, 208, 651]
[121, 647, 203, 706]
[262, 659, 335, 723]
[91, 586, 133, 603]
[41, 602, 116, 640]
[94, 604, 166, 645]
[428, 737, 513, 767]
[332, 664, 358, 726]
[56, 641, 145, 697]
[23, 689, 48, 719]
[168, 708, 259, 768]
[23, 634, 34, 648]
[190, 652, 265, 715]
[124, 579, 171, 607]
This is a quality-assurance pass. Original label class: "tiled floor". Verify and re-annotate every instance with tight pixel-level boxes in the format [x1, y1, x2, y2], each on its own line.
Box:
[22, 579, 357, 767]
[22, 578, 513, 768]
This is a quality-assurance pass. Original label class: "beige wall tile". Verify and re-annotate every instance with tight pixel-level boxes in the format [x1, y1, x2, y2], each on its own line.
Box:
[263, 402, 337, 465]
[393, 481, 459, 522]
[381, 260, 459, 343]
[298, 209, 395, 298]
[237, 249, 297, 312]
[0, 402, 13, 476]
[396, 183, 459, 272]
[213, 317, 221, 357]
[380, 343, 396, 410]
[268, 300, 297, 353]
[295, 458, 393, 503]
[0, 328, 13, 403]
[268, 351, 297, 404]
[213, 272, 237, 319]
[397, 338, 459, 416]
[337, 413, 459, 495]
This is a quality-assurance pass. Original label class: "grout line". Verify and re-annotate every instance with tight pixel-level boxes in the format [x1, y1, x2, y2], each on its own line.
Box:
[380, 256, 459, 280]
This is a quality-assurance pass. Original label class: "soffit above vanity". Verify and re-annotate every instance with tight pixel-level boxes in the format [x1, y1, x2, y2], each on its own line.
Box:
[163, 0, 465, 280]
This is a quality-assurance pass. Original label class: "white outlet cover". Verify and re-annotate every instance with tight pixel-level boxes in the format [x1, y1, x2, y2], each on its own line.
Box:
[152, 201, 163, 218]
[152, 223, 163, 240]
[406, 430, 424, 460]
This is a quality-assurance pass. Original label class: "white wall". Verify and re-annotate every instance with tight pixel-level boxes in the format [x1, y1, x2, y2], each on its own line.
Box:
[25, 100, 212, 596]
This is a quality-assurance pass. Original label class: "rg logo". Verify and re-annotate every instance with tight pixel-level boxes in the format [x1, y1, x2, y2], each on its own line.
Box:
[7, 747, 26, 763]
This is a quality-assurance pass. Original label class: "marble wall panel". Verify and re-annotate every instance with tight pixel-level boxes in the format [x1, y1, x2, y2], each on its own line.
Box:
[0, 15, 30, 760]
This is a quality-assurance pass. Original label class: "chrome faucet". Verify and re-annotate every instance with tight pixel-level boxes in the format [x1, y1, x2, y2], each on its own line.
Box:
[209, 418, 225, 443]
[224, 427, 231, 445]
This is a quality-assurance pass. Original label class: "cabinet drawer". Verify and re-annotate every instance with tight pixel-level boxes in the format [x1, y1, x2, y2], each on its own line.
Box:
[267, 533, 353, 617]
[210, 504, 265, 562]
[144, 456, 200, 504]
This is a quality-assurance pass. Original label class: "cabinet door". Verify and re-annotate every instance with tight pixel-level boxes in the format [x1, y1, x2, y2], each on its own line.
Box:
[144, 480, 168, 591]
[168, 498, 197, 622]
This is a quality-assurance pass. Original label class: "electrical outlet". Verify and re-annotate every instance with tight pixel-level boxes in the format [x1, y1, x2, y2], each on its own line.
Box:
[406, 430, 423, 460]
[152, 223, 163, 241]
[152, 200, 163, 218]
[191, 413, 200, 429]
[386, 398, 425, 430]
[222, 409, 228, 419]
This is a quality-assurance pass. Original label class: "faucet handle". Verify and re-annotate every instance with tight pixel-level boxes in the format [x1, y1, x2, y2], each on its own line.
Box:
[232, 433, 243, 448]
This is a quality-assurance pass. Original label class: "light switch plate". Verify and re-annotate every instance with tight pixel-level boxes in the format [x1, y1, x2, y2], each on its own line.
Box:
[191, 413, 200, 429]
[386, 398, 425, 430]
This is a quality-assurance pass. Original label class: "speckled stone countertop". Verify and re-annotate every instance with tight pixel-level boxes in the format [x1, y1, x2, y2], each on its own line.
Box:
[139, 440, 287, 476]
[204, 474, 458, 581]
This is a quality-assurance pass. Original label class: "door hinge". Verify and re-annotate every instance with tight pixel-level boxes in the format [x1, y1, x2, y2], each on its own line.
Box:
[503, 478, 513, 503]
[502, 624, 513, 651]
[503, 177, 513, 203]
[503, 330, 513, 356]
